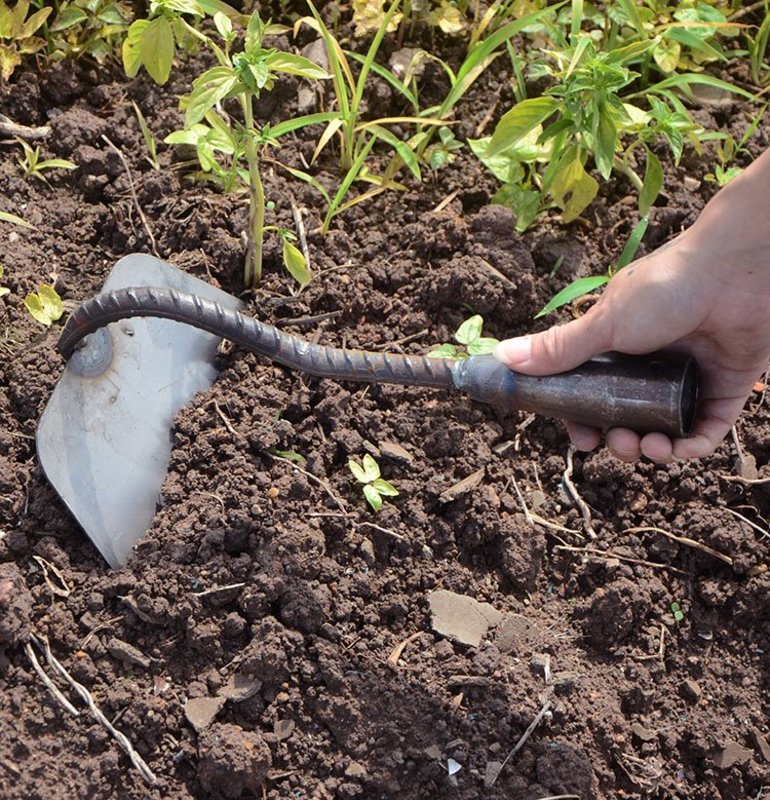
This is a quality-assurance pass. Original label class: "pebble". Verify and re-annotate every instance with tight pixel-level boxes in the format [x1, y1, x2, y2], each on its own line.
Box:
[713, 739, 753, 770]
[680, 678, 702, 703]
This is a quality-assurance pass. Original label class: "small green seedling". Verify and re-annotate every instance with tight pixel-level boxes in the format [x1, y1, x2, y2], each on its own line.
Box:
[428, 314, 499, 359]
[348, 454, 398, 512]
[671, 601, 685, 624]
[16, 138, 76, 184]
[24, 284, 64, 326]
[132, 101, 160, 171]
[425, 126, 463, 171]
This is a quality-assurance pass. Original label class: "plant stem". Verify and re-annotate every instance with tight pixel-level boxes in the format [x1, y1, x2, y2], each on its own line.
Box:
[241, 96, 264, 289]
[614, 157, 644, 192]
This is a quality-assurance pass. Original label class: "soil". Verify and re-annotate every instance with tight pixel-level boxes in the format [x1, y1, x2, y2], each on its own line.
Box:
[2, 9, 770, 800]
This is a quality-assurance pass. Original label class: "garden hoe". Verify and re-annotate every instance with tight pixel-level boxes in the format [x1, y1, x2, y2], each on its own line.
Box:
[37, 254, 699, 568]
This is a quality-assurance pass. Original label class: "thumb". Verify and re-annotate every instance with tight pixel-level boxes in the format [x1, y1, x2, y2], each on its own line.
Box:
[493, 312, 612, 376]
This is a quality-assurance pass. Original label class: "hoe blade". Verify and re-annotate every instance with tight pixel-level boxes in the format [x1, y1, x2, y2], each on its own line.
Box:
[37, 254, 243, 568]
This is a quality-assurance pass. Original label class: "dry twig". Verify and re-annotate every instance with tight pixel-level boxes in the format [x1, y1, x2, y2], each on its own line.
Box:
[625, 525, 733, 566]
[31, 633, 157, 785]
[563, 445, 596, 539]
[24, 642, 79, 717]
[290, 197, 310, 272]
[488, 698, 552, 787]
[554, 544, 690, 575]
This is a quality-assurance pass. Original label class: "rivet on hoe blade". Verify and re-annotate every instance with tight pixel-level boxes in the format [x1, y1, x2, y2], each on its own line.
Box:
[37, 254, 700, 569]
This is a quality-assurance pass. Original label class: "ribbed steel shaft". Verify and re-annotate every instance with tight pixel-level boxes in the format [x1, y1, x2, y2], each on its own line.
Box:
[58, 286, 457, 389]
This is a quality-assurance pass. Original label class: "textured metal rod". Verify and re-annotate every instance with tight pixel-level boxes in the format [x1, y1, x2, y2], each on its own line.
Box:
[58, 287, 699, 437]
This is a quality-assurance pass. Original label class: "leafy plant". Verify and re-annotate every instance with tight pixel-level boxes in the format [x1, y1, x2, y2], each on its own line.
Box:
[294, 0, 448, 229]
[428, 314, 500, 358]
[536, 215, 649, 318]
[16, 138, 77, 183]
[424, 125, 463, 170]
[0, 0, 51, 79]
[348, 454, 399, 511]
[44, 0, 131, 63]
[745, 8, 770, 87]
[704, 103, 768, 187]
[147, 10, 331, 288]
[24, 283, 64, 326]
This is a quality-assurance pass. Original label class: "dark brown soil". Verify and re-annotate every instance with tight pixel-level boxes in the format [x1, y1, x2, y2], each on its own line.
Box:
[2, 22, 770, 800]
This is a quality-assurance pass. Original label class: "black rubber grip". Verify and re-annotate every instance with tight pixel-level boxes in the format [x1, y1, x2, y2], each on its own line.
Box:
[58, 287, 457, 389]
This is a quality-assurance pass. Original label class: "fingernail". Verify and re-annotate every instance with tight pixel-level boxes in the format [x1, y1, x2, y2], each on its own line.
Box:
[494, 336, 531, 366]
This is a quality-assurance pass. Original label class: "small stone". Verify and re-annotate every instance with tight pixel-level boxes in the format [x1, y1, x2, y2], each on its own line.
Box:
[359, 538, 376, 565]
[217, 673, 261, 702]
[427, 589, 502, 648]
[530, 653, 551, 681]
[439, 468, 485, 503]
[713, 740, 753, 770]
[273, 719, 295, 741]
[680, 679, 702, 703]
[552, 671, 581, 694]
[379, 440, 413, 464]
[185, 696, 226, 732]
[424, 745, 442, 761]
[631, 723, 658, 743]
[484, 761, 503, 788]
[106, 637, 150, 669]
[751, 728, 770, 763]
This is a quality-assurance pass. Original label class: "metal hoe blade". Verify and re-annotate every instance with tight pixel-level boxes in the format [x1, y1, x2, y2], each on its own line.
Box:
[37, 255, 243, 568]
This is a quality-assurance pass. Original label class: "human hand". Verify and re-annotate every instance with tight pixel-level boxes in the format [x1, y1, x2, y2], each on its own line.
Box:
[494, 150, 770, 463]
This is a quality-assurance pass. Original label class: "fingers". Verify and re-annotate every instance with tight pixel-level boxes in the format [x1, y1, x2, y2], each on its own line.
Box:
[565, 422, 602, 452]
[494, 309, 613, 376]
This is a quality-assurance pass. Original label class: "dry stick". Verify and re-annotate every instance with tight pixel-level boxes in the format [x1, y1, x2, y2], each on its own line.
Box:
[625, 525, 734, 567]
[270, 454, 347, 515]
[489, 698, 552, 787]
[563, 445, 597, 539]
[0, 114, 50, 139]
[554, 544, 690, 576]
[719, 474, 770, 486]
[290, 197, 310, 272]
[192, 582, 246, 598]
[24, 642, 80, 717]
[102, 135, 159, 257]
[430, 188, 460, 214]
[722, 506, 770, 539]
[356, 520, 407, 542]
[509, 473, 581, 536]
[31, 633, 157, 786]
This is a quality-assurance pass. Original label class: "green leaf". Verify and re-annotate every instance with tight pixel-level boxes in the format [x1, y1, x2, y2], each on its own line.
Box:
[37, 158, 77, 171]
[186, 67, 238, 124]
[455, 314, 484, 345]
[487, 97, 558, 159]
[535, 275, 609, 319]
[270, 448, 306, 462]
[371, 478, 399, 497]
[638, 149, 662, 218]
[50, 6, 88, 32]
[282, 239, 311, 286]
[348, 459, 368, 484]
[594, 106, 616, 180]
[491, 184, 542, 232]
[427, 343, 458, 359]
[122, 19, 149, 78]
[361, 453, 381, 482]
[140, 16, 175, 85]
[467, 337, 500, 356]
[653, 38, 681, 74]
[24, 284, 64, 326]
[0, 210, 33, 228]
[550, 153, 598, 222]
[615, 216, 649, 270]
[363, 484, 383, 511]
[266, 51, 331, 81]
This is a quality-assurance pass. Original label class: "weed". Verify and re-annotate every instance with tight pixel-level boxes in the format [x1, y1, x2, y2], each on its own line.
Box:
[348, 454, 399, 511]
[424, 125, 463, 171]
[0, 0, 51, 79]
[671, 601, 685, 623]
[428, 314, 499, 358]
[16, 138, 76, 183]
[704, 102, 768, 187]
[132, 101, 160, 171]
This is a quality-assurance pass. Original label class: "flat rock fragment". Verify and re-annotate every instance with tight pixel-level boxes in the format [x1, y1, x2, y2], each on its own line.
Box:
[185, 696, 227, 732]
[713, 739, 753, 770]
[427, 589, 502, 647]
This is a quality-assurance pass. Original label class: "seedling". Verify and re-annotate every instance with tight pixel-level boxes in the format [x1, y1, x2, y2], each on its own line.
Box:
[428, 315, 499, 359]
[132, 101, 160, 171]
[24, 284, 63, 326]
[16, 138, 76, 184]
[425, 126, 463, 171]
[348, 454, 399, 512]
[45, 0, 130, 64]
[671, 601, 685, 624]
